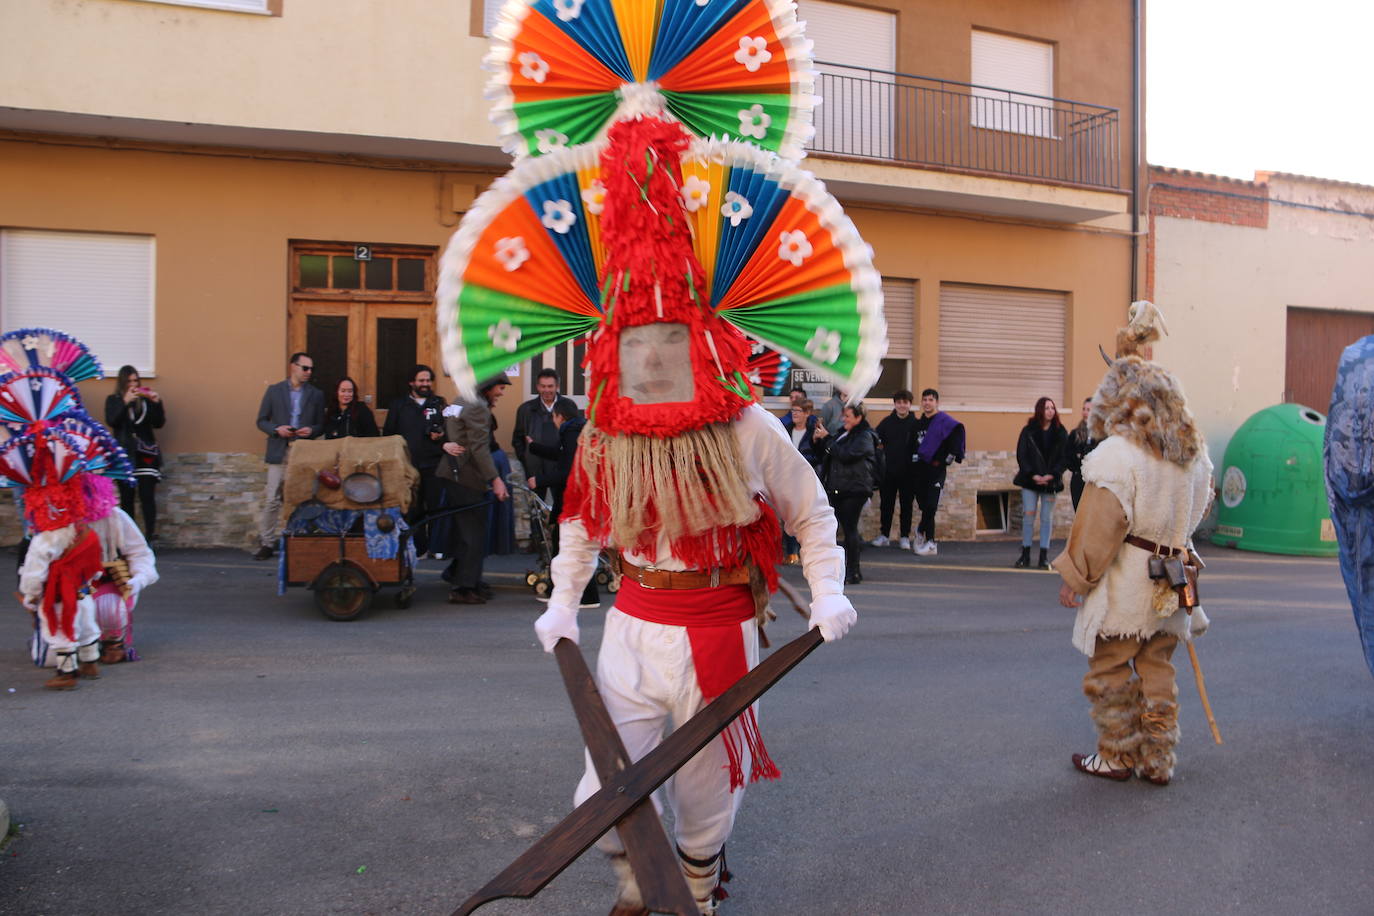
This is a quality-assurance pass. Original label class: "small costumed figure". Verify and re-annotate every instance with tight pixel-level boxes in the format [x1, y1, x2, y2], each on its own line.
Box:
[1052, 302, 1214, 785]
[0, 328, 137, 688]
[15, 430, 120, 689]
[84, 472, 159, 664]
[439, 0, 885, 905]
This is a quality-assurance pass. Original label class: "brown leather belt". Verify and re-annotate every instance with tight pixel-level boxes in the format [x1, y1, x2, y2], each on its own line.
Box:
[1124, 534, 1183, 557]
[619, 557, 751, 590]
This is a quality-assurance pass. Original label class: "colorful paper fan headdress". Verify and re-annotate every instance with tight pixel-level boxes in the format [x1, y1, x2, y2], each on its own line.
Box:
[0, 327, 133, 528]
[487, 0, 817, 160]
[437, 134, 885, 415]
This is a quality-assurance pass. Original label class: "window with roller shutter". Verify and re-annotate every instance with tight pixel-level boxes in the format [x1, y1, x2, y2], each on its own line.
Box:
[938, 283, 1065, 411]
[0, 229, 156, 375]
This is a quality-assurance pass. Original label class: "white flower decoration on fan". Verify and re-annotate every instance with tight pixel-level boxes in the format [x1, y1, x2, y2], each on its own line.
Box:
[737, 104, 772, 140]
[534, 129, 569, 155]
[541, 199, 577, 234]
[735, 37, 772, 73]
[552, 0, 584, 22]
[777, 229, 812, 266]
[721, 191, 753, 227]
[681, 175, 711, 213]
[581, 180, 607, 215]
[518, 51, 549, 84]
[806, 327, 842, 365]
[494, 236, 530, 272]
[488, 318, 522, 354]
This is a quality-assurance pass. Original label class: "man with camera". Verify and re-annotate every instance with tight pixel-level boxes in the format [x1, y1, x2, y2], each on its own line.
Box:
[253, 352, 324, 560]
[382, 364, 448, 556]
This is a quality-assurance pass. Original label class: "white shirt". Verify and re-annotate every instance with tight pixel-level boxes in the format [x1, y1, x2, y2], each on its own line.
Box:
[548, 404, 846, 614]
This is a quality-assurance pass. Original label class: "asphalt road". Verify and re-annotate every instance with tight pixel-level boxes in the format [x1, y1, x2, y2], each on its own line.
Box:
[1, 540, 1371, 915]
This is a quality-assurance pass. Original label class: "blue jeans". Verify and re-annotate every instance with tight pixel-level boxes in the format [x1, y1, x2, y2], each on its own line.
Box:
[1021, 488, 1056, 549]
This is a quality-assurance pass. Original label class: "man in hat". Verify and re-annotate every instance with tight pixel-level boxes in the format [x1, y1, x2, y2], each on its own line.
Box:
[1052, 303, 1213, 786]
[434, 372, 510, 604]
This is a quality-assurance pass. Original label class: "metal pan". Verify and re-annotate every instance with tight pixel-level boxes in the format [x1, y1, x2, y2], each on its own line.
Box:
[342, 472, 382, 504]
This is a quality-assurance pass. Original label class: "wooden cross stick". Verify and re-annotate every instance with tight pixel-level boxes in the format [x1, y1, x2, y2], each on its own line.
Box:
[452, 626, 825, 915]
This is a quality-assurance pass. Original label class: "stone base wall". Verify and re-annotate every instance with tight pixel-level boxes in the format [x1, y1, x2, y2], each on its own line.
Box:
[0, 452, 268, 548]
[0, 450, 1078, 548]
[856, 450, 1076, 542]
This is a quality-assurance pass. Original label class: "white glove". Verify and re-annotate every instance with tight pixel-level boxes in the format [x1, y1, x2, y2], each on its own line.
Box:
[534, 605, 579, 653]
[808, 593, 856, 642]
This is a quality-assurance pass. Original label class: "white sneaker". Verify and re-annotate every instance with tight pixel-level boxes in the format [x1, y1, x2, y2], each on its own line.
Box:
[916, 540, 938, 556]
[869, 535, 889, 547]
[898, 537, 911, 550]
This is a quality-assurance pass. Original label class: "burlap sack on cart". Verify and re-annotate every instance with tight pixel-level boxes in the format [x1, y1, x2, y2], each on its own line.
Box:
[281, 435, 419, 518]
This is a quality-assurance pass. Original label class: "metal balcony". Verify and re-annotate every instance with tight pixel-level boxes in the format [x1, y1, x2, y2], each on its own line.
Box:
[810, 63, 1122, 190]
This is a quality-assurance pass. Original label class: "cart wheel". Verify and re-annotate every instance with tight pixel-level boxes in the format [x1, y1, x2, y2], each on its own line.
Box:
[395, 585, 415, 610]
[525, 571, 540, 587]
[313, 563, 373, 621]
[534, 577, 553, 599]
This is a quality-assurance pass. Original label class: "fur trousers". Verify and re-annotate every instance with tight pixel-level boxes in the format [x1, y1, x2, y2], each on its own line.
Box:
[1084, 633, 1181, 781]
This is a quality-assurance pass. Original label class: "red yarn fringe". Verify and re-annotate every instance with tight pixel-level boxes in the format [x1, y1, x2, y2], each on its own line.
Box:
[584, 115, 753, 438]
[43, 527, 103, 642]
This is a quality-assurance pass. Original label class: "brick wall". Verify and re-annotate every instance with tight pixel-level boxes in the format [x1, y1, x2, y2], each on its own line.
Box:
[1146, 166, 1270, 299]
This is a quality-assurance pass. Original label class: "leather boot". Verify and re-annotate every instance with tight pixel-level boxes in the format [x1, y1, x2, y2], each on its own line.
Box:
[1037, 548, 1050, 570]
[78, 660, 101, 679]
[45, 670, 80, 690]
[100, 639, 127, 665]
[1013, 546, 1031, 568]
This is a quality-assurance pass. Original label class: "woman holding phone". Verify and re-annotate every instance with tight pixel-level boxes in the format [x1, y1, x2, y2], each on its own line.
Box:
[105, 365, 166, 542]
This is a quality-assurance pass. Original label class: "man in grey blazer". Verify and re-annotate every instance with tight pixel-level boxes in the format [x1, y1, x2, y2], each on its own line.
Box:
[252, 352, 325, 559]
[434, 373, 511, 603]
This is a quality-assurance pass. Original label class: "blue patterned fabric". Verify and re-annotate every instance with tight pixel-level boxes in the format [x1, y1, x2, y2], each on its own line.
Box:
[1324, 334, 1374, 678]
[277, 508, 413, 595]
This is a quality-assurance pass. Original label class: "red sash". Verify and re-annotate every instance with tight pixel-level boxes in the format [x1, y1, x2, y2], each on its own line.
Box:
[42, 528, 104, 642]
[616, 578, 780, 790]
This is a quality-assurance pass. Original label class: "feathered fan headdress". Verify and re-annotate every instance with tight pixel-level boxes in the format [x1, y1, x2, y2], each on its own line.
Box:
[0, 328, 132, 529]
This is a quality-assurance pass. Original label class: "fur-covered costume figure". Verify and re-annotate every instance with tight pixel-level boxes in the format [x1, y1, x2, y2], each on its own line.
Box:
[0, 328, 137, 690]
[1052, 302, 1213, 785]
[438, 2, 886, 910]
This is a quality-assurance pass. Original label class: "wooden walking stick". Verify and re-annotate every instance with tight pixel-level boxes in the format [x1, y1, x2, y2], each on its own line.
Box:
[1185, 637, 1223, 745]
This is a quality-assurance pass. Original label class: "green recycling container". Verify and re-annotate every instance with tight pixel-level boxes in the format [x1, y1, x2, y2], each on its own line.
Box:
[1211, 403, 1337, 556]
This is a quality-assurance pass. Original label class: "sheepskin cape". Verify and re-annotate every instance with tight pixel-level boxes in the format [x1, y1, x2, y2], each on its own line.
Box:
[1072, 436, 1214, 655]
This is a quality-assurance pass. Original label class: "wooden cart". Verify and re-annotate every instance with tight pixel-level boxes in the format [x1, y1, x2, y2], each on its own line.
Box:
[283, 530, 415, 621]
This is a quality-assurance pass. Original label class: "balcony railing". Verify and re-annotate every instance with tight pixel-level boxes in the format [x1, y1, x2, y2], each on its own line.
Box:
[810, 63, 1122, 190]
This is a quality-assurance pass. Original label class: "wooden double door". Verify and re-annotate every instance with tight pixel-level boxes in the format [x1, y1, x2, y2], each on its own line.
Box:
[288, 242, 439, 418]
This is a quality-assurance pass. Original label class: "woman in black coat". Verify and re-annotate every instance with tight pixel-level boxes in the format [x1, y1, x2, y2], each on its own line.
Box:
[1065, 396, 1099, 510]
[105, 365, 165, 541]
[820, 403, 879, 584]
[1013, 396, 1068, 569]
[322, 377, 379, 439]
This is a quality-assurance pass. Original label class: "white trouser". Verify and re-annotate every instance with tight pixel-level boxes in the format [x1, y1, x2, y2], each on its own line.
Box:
[575, 608, 759, 859]
[38, 596, 100, 671]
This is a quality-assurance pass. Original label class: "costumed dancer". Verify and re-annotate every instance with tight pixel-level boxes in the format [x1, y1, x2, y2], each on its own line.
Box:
[0, 328, 136, 689]
[1324, 334, 1374, 679]
[1052, 302, 1213, 785]
[85, 472, 159, 663]
[439, 1, 886, 907]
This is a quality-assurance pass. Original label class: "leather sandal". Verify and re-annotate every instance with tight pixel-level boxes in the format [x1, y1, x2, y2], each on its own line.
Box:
[1072, 752, 1132, 781]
